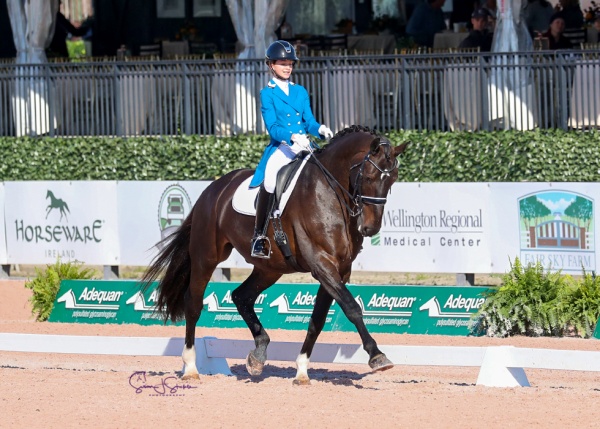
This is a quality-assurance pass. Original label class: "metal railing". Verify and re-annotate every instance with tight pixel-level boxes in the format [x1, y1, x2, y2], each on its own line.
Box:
[1, 50, 599, 137]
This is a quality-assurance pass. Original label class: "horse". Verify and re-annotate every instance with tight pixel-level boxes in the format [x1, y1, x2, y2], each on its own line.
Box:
[46, 190, 70, 221]
[141, 125, 409, 385]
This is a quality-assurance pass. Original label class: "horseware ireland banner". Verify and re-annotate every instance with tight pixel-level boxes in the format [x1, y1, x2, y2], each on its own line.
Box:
[3, 181, 119, 265]
[49, 280, 491, 336]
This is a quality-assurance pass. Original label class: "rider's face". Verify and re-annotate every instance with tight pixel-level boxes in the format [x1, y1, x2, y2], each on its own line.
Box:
[271, 60, 294, 79]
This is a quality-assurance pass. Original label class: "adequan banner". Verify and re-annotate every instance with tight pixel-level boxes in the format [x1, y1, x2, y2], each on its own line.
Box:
[49, 280, 490, 336]
[4, 181, 119, 265]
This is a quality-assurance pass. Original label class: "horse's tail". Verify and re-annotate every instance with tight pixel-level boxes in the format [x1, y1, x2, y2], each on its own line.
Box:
[140, 214, 193, 323]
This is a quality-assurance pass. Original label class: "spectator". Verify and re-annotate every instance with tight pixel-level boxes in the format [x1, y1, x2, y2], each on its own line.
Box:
[476, 0, 497, 31]
[450, 0, 478, 28]
[523, 0, 555, 35]
[47, 10, 88, 58]
[542, 13, 573, 49]
[459, 8, 493, 52]
[406, 0, 446, 48]
[594, 13, 600, 42]
[557, 0, 584, 29]
[481, 0, 497, 19]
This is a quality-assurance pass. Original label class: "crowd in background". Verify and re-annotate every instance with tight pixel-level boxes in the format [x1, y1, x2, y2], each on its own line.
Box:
[405, 0, 600, 50]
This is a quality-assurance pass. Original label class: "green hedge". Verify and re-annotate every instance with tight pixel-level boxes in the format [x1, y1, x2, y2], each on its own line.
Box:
[2, 129, 600, 181]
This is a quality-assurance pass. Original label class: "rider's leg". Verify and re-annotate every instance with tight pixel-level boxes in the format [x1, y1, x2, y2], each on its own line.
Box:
[250, 185, 274, 258]
[251, 143, 300, 259]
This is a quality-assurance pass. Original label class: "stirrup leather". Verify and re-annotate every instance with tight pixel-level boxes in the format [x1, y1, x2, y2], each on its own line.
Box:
[251, 235, 271, 259]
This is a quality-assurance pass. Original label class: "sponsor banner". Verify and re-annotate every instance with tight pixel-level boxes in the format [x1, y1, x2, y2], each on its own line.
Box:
[594, 321, 600, 339]
[489, 183, 598, 274]
[348, 285, 488, 334]
[0, 183, 7, 263]
[117, 181, 251, 268]
[4, 181, 599, 273]
[4, 181, 119, 265]
[49, 280, 490, 336]
[356, 183, 492, 273]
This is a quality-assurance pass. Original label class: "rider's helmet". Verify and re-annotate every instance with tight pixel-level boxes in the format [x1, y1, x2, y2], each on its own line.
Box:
[265, 40, 298, 64]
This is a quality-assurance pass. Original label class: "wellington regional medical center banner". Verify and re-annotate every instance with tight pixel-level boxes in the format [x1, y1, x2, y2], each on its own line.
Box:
[0, 181, 598, 274]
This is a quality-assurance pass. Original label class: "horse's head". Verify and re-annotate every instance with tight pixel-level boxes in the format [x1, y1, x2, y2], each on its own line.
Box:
[350, 136, 409, 237]
[46, 190, 52, 199]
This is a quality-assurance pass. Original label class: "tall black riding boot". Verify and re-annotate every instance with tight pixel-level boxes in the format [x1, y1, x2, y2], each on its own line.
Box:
[251, 186, 274, 259]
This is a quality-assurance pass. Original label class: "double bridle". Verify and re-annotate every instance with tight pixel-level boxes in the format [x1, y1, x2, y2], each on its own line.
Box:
[311, 140, 399, 217]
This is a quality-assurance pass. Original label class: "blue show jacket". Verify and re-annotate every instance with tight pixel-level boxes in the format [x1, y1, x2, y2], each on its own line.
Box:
[249, 79, 322, 188]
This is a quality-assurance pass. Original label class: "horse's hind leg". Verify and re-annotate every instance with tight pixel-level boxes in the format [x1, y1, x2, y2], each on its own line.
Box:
[231, 268, 282, 376]
[181, 246, 229, 379]
[294, 285, 334, 385]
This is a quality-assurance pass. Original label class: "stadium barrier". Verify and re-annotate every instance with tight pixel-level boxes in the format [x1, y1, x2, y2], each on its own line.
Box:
[2, 333, 600, 388]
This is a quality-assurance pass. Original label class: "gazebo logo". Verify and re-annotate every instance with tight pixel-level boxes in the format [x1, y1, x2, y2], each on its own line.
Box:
[519, 190, 595, 272]
[157, 184, 192, 247]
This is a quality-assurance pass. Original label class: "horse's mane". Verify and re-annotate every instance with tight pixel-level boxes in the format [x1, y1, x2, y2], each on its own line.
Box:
[318, 125, 380, 152]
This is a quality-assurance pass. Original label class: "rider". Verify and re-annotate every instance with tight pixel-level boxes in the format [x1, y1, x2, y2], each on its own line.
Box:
[249, 40, 334, 259]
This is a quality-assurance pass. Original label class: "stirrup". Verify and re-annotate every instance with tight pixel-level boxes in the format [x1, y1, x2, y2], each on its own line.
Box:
[251, 235, 271, 259]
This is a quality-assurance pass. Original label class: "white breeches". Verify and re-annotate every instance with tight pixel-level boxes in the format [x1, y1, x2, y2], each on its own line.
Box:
[263, 142, 303, 193]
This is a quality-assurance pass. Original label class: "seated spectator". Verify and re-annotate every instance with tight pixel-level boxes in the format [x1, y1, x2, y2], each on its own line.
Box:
[523, 0, 555, 35]
[594, 13, 600, 42]
[556, 0, 584, 29]
[406, 0, 447, 48]
[459, 8, 493, 51]
[542, 13, 573, 49]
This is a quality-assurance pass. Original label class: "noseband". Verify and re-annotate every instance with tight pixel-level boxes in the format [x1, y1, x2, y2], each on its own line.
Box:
[349, 141, 398, 215]
[309, 140, 399, 217]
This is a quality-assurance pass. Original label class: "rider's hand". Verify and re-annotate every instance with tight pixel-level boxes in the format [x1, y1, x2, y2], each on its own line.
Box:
[291, 133, 311, 150]
[318, 125, 334, 139]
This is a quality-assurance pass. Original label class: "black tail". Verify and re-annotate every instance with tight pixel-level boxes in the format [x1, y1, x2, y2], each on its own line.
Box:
[140, 214, 193, 323]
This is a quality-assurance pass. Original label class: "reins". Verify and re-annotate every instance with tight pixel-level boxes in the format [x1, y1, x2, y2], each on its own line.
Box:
[307, 139, 398, 217]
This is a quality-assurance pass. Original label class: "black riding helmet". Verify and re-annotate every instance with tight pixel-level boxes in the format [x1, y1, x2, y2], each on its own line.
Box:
[265, 40, 298, 64]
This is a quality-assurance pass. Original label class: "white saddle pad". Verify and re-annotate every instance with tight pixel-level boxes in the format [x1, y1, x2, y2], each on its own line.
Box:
[232, 155, 310, 216]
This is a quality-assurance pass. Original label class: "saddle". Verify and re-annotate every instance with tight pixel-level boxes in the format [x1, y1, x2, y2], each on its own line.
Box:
[232, 151, 310, 216]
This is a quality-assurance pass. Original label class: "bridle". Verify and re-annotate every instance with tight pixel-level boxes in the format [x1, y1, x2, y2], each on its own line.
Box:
[310, 140, 399, 217]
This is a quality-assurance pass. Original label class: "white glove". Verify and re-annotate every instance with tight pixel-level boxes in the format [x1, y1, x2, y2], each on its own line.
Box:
[318, 124, 334, 139]
[291, 133, 311, 150]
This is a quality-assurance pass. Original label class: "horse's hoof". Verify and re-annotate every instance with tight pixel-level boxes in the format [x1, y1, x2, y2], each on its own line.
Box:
[246, 352, 265, 376]
[292, 377, 311, 386]
[369, 354, 394, 372]
[181, 373, 201, 381]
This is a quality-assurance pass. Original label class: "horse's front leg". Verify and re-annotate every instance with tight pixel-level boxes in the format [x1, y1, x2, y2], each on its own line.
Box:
[312, 260, 393, 373]
[294, 285, 335, 385]
[231, 269, 281, 376]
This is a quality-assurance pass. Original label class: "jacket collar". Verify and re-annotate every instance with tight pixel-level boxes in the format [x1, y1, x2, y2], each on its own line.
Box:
[268, 79, 300, 107]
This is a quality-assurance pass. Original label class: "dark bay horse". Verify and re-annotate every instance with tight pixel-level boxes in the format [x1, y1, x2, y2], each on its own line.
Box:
[142, 125, 409, 384]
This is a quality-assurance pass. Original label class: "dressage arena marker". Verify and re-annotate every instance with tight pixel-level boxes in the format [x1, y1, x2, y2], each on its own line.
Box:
[2, 333, 600, 388]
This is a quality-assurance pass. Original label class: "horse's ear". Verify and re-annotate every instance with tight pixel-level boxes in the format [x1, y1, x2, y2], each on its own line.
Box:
[393, 141, 410, 157]
[369, 137, 381, 154]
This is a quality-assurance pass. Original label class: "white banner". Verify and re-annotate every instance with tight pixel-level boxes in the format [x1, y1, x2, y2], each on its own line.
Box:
[0, 183, 6, 264]
[1, 181, 598, 274]
[488, 183, 598, 274]
[4, 181, 119, 265]
[117, 181, 251, 269]
[356, 183, 492, 273]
